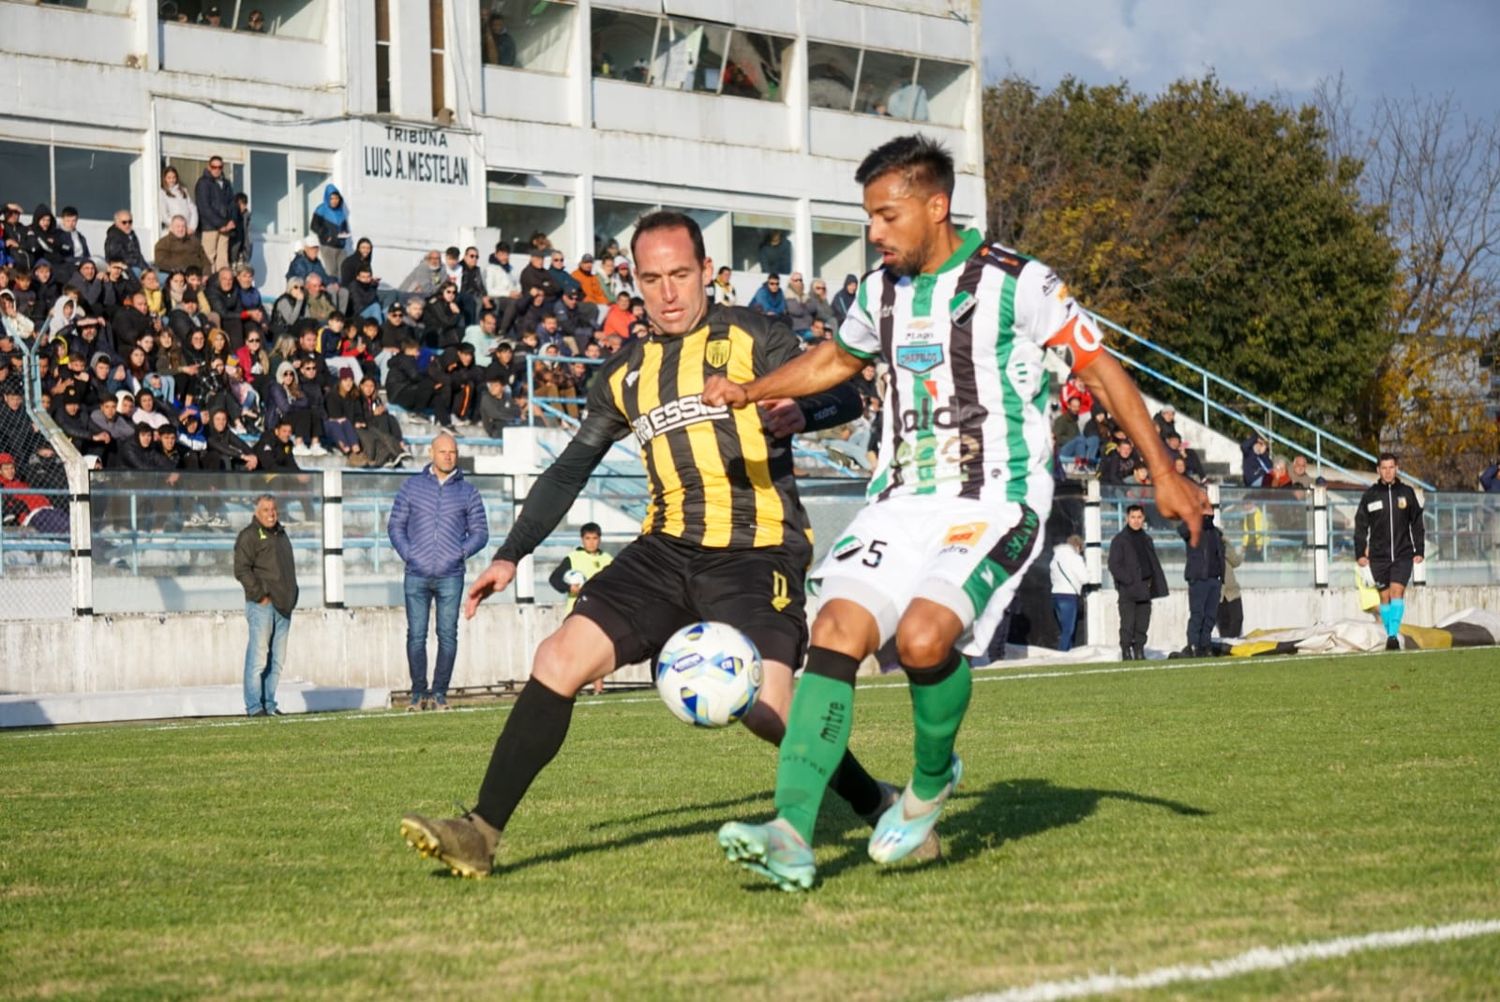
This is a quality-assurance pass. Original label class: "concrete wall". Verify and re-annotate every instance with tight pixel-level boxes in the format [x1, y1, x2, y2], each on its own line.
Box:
[0, 603, 644, 697]
[1086, 584, 1500, 654]
[5, 583, 1494, 698]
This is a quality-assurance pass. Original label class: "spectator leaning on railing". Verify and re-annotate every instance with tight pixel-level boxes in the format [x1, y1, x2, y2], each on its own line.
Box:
[387, 433, 489, 711]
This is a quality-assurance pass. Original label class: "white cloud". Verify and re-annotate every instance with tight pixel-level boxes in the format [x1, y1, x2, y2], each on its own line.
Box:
[981, 0, 1500, 119]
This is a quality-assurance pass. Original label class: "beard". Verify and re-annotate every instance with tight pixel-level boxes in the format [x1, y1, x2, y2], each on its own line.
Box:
[882, 237, 933, 278]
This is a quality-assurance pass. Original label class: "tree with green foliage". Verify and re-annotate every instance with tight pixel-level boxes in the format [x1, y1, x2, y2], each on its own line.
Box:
[984, 75, 1398, 439]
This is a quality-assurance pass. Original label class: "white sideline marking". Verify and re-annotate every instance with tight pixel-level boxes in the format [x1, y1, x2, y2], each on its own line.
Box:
[953, 920, 1500, 1002]
[0, 649, 1435, 741]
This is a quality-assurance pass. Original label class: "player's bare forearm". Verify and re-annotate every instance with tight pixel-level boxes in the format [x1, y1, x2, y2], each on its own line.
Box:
[1079, 354, 1209, 542]
[1079, 354, 1173, 476]
[703, 341, 864, 408]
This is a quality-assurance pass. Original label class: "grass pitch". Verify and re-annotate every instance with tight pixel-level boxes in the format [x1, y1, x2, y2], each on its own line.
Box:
[3, 650, 1499, 1001]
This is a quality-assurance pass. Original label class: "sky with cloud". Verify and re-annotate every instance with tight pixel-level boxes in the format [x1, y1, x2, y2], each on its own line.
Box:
[979, 0, 1500, 123]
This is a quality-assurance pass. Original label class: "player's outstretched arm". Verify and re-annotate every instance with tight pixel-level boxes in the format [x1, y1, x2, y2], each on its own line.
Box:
[703, 340, 865, 409]
[1079, 353, 1210, 545]
[463, 435, 612, 618]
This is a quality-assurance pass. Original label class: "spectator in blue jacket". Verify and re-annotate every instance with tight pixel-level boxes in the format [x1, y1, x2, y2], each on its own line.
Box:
[1241, 434, 1272, 487]
[387, 433, 489, 710]
[748, 274, 787, 318]
[286, 235, 335, 285]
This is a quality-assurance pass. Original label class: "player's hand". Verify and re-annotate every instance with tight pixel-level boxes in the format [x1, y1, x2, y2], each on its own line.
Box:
[702, 374, 749, 409]
[758, 398, 805, 438]
[465, 559, 516, 619]
[1152, 469, 1211, 546]
[1414, 555, 1424, 564]
[1357, 556, 1369, 567]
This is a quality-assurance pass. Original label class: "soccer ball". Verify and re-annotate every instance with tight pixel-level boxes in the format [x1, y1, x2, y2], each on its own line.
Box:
[654, 621, 763, 727]
[562, 568, 587, 588]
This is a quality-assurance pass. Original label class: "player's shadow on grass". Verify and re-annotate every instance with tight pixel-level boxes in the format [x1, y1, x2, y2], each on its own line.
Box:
[814, 777, 1209, 882]
[457, 790, 776, 879]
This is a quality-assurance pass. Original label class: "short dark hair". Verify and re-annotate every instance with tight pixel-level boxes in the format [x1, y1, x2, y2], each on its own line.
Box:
[1378, 452, 1398, 464]
[1126, 503, 1145, 516]
[853, 134, 956, 204]
[629, 210, 706, 265]
[581, 522, 602, 536]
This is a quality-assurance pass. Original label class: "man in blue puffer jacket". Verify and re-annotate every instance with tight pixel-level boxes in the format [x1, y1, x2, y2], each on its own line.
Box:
[388, 432, 489, 710]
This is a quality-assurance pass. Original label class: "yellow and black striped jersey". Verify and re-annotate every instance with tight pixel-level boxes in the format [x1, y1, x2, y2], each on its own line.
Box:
[576, 304, 808, 550]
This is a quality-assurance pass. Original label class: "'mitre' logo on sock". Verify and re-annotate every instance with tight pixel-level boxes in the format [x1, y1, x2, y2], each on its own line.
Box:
[820, 701, 847, 742]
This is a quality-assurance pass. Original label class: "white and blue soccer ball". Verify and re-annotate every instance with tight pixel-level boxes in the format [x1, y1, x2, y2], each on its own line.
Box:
[654, 621, 763, 728]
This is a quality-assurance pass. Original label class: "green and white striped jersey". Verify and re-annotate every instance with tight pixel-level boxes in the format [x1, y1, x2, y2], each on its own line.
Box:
[836, 229, 1105, 504]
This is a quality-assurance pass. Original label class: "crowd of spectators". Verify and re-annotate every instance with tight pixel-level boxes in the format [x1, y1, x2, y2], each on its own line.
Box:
[0, 168, 881, 513]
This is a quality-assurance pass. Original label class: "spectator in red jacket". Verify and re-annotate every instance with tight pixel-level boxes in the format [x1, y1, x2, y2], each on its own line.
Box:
[0, 452, 69, 533]
[1060, 374, 1094, 416]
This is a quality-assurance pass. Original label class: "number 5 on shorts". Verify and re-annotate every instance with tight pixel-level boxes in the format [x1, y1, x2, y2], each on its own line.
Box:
[862, 540, 887, 568]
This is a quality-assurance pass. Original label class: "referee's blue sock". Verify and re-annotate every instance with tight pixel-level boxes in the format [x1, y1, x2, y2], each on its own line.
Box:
[1378, 602, 1392, 636]
[1390, 597, 1406, 636]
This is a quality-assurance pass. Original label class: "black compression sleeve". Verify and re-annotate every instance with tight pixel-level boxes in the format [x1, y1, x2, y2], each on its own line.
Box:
[798, 380, 864, 433]
[492, 436, 610, 563]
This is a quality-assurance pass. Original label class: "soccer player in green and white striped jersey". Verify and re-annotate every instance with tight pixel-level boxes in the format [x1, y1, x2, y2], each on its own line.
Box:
[705, 134, 1209, 891]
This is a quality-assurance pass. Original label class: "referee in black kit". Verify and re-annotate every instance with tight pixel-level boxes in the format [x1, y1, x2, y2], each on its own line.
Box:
[1354, 453, 1425, 651]
[399, 211, 909, 878]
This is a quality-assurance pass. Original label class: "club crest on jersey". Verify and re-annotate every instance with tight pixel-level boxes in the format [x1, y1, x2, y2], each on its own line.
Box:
[949, 291, 977, 326]
[705, 339, 731, 369]
[831, 535, 863, 560]
[896, 344, 945, 373]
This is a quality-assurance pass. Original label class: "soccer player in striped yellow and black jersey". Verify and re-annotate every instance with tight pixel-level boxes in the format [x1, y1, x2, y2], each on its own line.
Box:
[399, 211, 914, 879]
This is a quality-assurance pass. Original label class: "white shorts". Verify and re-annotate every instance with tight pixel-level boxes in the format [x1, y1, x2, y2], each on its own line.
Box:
[810, 494, 1048, 650]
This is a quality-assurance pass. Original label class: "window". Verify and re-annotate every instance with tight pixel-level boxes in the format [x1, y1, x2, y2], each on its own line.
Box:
[807, 41, 860, 112]
[0, 140, 52, 211]
[430, 0, 447, 118]
[160, 0, 326, 40]
[721, 30, 790, 101]
[248, 150, 290, 237]
[592, 8, 789, 101]
[593, 198, 655, 258]
[855, 48, 916, 116]
[731, 212, 794, 275]
[374, 0, 392, 113]
[25, 0, 131, 12]
[808, 41, 971, 125]
[915, 58, 969, 127]
[165, 157, 244, 201]
[592, 198, 728, 266]
[489, 178, 570, 252]
[653, 17, 729, 92]
[0, 140, 137, 223]
[479, 0, 575, 74]
[296, 169, 331, 236]
[591, 8, 657, 83]
[55, 148, 135, 221]
[812, 218, 865, 290]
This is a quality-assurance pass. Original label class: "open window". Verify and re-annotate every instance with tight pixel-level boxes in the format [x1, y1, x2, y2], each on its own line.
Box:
[592, 7, 789, 101]
[479, 0, 576, 74]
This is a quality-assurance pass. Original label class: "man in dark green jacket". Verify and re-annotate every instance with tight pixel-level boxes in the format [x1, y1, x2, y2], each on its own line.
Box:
[233, 494, 299, 716]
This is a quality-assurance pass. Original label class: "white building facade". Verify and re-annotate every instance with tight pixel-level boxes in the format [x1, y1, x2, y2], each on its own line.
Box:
[1, 0, 983, 293]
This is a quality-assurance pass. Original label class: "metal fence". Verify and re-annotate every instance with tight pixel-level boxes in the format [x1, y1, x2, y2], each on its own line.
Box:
[0, 483, 74, 620]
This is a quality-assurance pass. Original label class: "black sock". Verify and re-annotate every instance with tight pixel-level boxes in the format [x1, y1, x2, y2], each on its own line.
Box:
[829, 749, 883, 817]
[474, 678, 574, 831]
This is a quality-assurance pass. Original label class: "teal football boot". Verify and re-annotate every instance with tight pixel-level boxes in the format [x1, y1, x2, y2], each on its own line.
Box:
[717, 818, 815, 892]
[867, 756, 963, 865]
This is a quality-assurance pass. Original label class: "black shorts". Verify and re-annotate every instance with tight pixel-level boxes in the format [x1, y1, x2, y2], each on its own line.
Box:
[570, 532, 811, 669]
[1369, 558, 1413, 591]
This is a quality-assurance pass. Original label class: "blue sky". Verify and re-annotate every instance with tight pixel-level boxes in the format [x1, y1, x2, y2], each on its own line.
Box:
[979, 0, 1500, 124]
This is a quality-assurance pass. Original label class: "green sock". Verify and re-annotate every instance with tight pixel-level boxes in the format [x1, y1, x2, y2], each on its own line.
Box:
[906, 653, 971, 800]
[774, 660, 857, 845]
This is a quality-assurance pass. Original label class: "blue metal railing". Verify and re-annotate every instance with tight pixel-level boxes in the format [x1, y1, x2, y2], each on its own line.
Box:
[1091, 313, 1434, 491]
